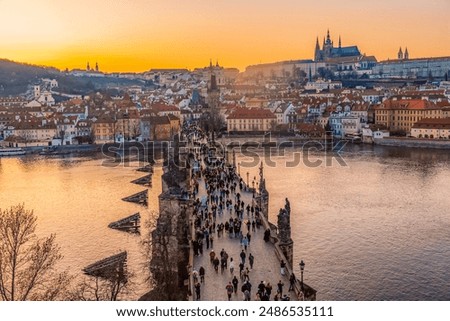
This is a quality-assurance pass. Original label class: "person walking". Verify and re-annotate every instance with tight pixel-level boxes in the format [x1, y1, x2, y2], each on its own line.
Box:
[199, 266, 205, 283]
[239, 262, 244, 275]
[289, 273, 296, 291]
[232, 276, 239, 294]
[192, 269, 199, 284]
[213, 257, 220, 273]
[242, 236, 249, 251]
[195, 282, 201, 300]
[240, 250, 246, 265]
[258, 281, 265, 294]
[229, 258, 235, 275]
[221, 257, 226, 274]
[265, 282, 273, 299]
[209, 250, 216, 263]
[277, 280, 284, 297]
[248, 253, 254, 269]
[280, 259, 286, 276]
[225, 282, 234, 301]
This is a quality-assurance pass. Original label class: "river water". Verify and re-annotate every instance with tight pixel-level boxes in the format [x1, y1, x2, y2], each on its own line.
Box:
[0, 154, 162, 299]
[237, 144, 450, 300]
[0, 145, 449, 300]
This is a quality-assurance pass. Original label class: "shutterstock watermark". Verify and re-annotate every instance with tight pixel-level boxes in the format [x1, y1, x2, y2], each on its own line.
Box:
[100, 134, 348, 169]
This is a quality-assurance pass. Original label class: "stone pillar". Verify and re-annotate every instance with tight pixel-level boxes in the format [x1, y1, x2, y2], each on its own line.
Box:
[277, 198, 294, 269]
[258, 162, 269, 220]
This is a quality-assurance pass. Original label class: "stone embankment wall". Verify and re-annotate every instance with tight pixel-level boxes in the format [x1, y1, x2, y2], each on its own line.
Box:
[375, 138, 450, 149]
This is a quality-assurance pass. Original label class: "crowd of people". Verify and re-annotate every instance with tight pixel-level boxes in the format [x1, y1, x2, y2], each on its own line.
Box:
[184, 124, 296, 301]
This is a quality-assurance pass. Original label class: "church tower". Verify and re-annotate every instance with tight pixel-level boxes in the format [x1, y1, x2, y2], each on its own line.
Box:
[326, 29, 331, 45]
[207, 60, 220, 110]
[339, 35, 342, 48]
[95, 62, 99, 72]
[324, 29, 333, 58]
[398, 47, 403, 60]
[86, 62, 90, 71]
[404, 47, 409, 60]
[314, 37, 321, 61]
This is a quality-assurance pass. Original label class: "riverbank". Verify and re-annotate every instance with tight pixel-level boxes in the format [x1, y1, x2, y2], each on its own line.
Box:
[374, 137, 450, 149]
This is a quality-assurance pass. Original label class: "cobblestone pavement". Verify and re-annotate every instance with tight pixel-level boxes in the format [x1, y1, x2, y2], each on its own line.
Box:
[192, 174, 294, 301]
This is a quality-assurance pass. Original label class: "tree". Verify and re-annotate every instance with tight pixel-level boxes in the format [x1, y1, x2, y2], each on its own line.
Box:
[317, 67, 334, 80]
[199, 109, 225, 140]
[0, 204, 71, 301]
[89, 128, 96, 144]
[130, 121, 141, 140]
[269, 120, 278, 132]
[68, 270, 134, 301]
[141, 206, 188, 301]
[324, 120, 333, 133]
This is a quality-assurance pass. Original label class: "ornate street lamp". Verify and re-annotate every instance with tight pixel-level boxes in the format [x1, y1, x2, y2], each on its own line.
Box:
[299, 260, 305, 291]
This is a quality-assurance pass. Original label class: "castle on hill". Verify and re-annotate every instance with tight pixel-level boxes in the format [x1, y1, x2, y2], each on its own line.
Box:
[314, 29, 361, 62]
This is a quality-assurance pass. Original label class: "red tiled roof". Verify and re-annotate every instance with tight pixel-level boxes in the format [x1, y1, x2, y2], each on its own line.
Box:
[377, 99, 437, 110]
[148, 103, 179, 112]
[413, 117, 450, 129]
[227, 108, 276, 120]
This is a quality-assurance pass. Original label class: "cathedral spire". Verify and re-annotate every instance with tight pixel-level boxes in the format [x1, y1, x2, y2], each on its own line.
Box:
[404, 47, 409, 60]
[86, 62, 90, 71]
[209, 59, 212, 68]
[339, 35, 341, 48]
[315, 36, 321, 61]
[398, 47, 403, 60]
[216, 59, 219, 67]
[325, 29, 331, 46]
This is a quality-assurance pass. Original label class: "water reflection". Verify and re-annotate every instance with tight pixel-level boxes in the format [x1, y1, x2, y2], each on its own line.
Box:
[0, 155, 162, 300]
[237, 146, 450, 300]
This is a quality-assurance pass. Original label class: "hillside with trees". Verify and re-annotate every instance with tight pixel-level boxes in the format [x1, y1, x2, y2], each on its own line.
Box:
[0, 59, 151, 97]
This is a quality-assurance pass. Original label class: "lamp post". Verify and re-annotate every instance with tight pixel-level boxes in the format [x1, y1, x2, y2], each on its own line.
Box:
[299, 260, 305, 291]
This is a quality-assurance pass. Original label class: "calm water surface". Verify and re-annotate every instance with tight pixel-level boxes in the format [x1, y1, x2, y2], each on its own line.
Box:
[0, 155, 162, 299]
[238, 145, 450, 300]
[1, 145, 449, 300]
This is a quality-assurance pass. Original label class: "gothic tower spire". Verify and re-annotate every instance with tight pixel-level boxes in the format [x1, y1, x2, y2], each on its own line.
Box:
[325, 29, 332, 46]
[315, 37, 321, 61]
[398, 47, 403, 60]
[404, 47, 409, 60]
[339, 35, 341, 48]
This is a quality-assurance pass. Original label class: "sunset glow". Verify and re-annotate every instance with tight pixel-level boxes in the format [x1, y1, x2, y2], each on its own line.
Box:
[1, 0, 449, 72]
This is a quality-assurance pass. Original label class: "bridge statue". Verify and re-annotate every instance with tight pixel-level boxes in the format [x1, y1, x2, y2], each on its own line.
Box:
[277, 198, 294, 268]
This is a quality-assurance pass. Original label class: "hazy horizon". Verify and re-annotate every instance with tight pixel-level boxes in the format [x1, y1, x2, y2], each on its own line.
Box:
[1, 0, 449, 73]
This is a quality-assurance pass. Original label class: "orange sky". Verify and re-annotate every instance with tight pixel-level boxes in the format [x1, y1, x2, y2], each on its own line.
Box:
[0, 0, 449, 72]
